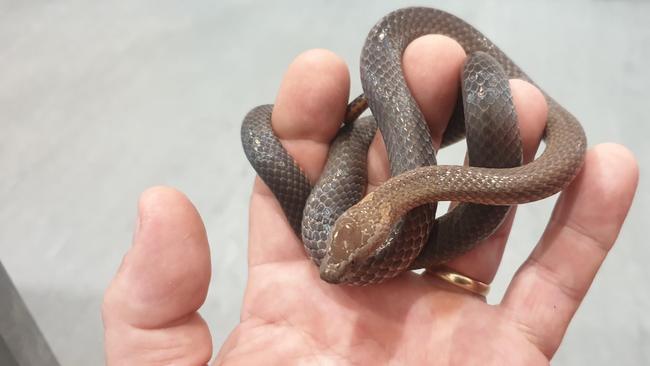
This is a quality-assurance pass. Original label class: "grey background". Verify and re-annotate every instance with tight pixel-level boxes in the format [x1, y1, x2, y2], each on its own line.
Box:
[0, 0, 647, 364]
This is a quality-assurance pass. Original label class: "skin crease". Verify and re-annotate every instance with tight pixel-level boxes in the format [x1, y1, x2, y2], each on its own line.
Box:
[102, 36, 639, 365]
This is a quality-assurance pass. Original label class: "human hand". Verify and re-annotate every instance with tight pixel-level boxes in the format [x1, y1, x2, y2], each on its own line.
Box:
[102, 36, 638, 365]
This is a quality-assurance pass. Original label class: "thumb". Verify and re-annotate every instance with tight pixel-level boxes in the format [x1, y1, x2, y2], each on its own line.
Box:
[102, 186, 212, 365]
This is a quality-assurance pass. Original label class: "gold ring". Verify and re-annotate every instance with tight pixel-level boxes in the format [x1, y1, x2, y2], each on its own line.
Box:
[426, 266, 490, 297]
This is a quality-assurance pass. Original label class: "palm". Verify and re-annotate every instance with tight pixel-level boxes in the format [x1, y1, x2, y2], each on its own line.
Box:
[216, 177, 545, 365]
[103, 38, 637, 365]
[226, 258, 545, 365]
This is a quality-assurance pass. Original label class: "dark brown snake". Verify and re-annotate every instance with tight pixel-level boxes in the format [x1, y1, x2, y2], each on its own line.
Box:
[241, 7, 587, 285]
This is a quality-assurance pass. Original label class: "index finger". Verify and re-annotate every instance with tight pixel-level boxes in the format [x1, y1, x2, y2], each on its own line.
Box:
[248, 49, 350, 268]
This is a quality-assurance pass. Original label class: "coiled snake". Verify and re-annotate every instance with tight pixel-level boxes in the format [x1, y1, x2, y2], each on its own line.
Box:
[241, 7, 586, 285]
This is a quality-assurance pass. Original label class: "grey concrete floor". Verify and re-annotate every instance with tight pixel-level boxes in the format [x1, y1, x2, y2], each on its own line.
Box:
[0, 0, 648, 364]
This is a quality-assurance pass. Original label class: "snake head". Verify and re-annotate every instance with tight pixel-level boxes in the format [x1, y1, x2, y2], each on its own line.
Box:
[319, 215, 371, 284]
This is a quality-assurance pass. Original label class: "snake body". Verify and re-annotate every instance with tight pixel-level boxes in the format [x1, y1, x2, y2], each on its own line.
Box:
[241, 7, 586, 285]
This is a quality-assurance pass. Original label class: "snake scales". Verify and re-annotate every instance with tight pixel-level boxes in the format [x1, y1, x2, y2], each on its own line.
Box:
[241, 7, 586, 285]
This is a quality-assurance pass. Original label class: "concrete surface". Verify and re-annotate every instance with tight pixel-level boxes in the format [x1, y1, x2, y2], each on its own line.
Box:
[0, 263, 59, 366]
[0, 0, 648, 364]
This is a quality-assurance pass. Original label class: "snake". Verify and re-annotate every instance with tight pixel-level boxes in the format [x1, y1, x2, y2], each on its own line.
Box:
[241, 7, 587, 285]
